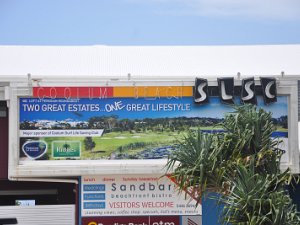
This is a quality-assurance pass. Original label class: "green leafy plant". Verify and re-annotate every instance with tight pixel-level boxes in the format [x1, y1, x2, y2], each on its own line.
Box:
[166, 104, 300, 224]
[217, 160, 300, 225]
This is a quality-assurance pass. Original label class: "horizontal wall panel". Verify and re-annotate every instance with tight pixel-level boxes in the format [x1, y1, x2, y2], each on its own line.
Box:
[0, 205, 75, 225]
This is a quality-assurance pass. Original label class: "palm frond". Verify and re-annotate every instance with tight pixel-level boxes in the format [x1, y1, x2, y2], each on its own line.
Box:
[165, 104, 300, 224]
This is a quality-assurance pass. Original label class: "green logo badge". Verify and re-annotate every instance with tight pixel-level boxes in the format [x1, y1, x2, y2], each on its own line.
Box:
[52, 141, 81, 158]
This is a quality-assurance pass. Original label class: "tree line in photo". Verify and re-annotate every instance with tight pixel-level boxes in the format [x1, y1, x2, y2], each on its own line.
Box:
[20, 115, 288, 132]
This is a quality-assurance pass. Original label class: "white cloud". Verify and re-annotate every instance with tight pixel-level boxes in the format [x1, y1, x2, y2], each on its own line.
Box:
[188, 0, 300, 20]
[127, 0, 300, 20]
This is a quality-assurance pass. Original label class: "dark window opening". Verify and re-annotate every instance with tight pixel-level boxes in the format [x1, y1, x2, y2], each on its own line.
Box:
[0, 180, 76, 206]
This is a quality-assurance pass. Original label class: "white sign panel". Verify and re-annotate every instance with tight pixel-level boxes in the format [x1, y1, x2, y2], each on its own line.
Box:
[81, 174, 202, 217]
[20, 129, 104, 137]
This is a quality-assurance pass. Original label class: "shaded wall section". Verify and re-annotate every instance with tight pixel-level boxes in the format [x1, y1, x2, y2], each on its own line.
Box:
[289, 182, 300, 212]
[0, 101, 8, 180]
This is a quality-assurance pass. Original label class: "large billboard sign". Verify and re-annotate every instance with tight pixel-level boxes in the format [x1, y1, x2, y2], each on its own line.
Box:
[8, 80, 298, 177]
[80, 174, 202, 224]
[18, 86, 289, 163]
[19, 102, 289, 163]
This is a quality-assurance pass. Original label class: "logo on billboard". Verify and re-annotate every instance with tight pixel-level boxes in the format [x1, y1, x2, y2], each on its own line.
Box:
[194, 77, 277, 105]
[241, 77, 256, 104]
[261, 77, 277, 104]
[182, 216, 202, 225]
[88, 222, 102, 225]
[188, 218, 198, 225]
[218, 77, 234, 104]
[194, 78, 208, 104]
[22, 140, 47, 159]
[52, 141, 81, 158]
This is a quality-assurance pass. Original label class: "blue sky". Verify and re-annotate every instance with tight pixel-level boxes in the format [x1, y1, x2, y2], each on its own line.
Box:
[0, 0, 300, 45]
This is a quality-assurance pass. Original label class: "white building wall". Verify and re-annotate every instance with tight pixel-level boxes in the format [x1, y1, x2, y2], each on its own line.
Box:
[0, 205, 75, 225]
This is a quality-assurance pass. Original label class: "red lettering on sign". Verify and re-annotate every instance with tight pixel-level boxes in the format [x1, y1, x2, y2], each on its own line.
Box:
[33, 87, 113, 99]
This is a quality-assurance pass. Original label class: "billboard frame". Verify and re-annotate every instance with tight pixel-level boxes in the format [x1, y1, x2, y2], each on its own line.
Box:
[7, 78, 300, 178]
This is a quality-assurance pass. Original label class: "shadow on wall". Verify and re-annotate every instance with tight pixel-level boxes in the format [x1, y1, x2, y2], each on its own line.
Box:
[288, 182, 300, 212]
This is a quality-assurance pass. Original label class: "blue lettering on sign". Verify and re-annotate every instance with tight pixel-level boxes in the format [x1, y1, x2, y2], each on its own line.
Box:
[22, 141, 47, 159]
[84, 202, 105, 209]
[84, 193, 105, 200]
[84, 184, 105, 192]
